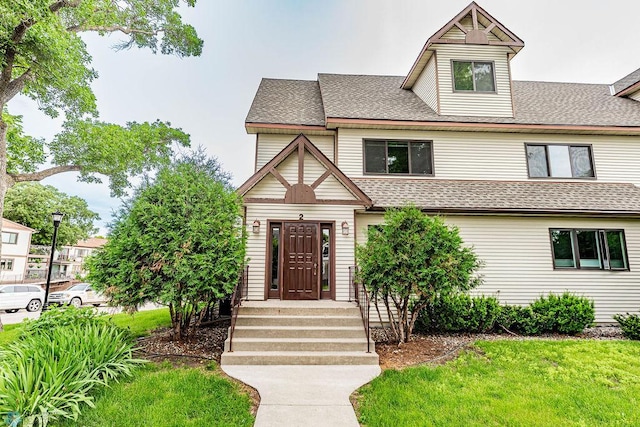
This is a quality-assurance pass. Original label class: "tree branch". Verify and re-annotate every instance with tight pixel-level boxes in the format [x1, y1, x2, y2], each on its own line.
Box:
[0, 70, 33, 104]
[49, 1, 81, 13]
[67, 25, 160, 36]
[10, 165, 82, 182]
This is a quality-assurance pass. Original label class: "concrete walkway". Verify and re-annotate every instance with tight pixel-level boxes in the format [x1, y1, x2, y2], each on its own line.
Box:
[222, 365, 381, 426]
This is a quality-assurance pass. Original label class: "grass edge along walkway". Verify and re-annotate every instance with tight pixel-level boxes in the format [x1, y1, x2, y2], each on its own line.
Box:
[356, 339, 640, 427]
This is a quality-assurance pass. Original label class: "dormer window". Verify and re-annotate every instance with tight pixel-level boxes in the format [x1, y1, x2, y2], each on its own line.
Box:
[452, 61, 496, 92]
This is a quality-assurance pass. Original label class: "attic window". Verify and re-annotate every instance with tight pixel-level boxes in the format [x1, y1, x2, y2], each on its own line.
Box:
[452, 61, 495, 92]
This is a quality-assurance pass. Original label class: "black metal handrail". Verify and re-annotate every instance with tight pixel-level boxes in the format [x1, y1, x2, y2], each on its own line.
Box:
[349, 266, 371, 353]
[228, 265, 248, 352]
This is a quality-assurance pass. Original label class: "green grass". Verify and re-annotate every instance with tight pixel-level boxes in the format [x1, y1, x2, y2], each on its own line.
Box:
[55, 364, 254, 427]
[107, 308, 172, 337]
[0, 323, 22, 346]
[358, 340, 640, 426]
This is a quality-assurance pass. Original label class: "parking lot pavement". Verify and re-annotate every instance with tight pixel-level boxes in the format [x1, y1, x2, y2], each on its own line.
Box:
[0, 303, 165, 326]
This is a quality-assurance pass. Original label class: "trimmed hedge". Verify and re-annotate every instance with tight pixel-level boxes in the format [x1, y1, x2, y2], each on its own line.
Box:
[614, 313, 640, 340]
[417, 292, 595, 335]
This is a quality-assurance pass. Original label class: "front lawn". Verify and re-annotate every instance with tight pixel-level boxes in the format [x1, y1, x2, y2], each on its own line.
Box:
[56, 364, 254, 427]
[357, 340, 640, 426]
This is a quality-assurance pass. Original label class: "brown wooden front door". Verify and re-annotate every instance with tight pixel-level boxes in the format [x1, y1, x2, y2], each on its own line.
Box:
[282, 222, 319, 300]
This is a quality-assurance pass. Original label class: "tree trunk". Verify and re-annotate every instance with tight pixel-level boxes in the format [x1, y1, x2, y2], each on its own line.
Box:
[0, 112, 9, 332]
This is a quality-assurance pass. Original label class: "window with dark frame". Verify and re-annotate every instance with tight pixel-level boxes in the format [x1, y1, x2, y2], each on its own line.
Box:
[363, 140, 433, 175]
[550, 229, 628, 270]
[452, 61, 496, 92]
[0, 258, 14, 270]
[526, 144, 595, 178]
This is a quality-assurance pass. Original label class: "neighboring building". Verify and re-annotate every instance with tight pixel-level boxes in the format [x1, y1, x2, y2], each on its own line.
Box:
[238, 2, 640, 323]
[0, 218, 35, 283]
[51, 237, 107, 279]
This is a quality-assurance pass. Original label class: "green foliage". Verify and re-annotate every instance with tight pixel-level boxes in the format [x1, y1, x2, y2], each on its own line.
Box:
[4, 182, 99, 245]
[87, 151, 245, 339]
[357, 340, 640, 426]
[417, 293, 501, 333]
[357, 206, 481, 343]
[498, 293, 595, 335]
[614, 313, 640, 340]
[55, 365, 254, 427]
[23, 305, 105, 335]
[0, 320, 143, 425]
[0, 1, 202, 197]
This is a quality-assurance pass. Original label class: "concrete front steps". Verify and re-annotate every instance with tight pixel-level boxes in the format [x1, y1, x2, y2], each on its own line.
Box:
[221, 301, 379, 366]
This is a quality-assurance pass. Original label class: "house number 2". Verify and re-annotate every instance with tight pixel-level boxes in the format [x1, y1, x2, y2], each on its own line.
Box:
[299, 214, 304, 220]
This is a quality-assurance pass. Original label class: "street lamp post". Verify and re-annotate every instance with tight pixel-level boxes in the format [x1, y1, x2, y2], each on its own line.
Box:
[43, 211, 64, 310]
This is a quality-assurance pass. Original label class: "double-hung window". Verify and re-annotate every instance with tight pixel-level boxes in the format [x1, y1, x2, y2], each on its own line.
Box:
[452, 61, 496, 92]
[1, 232, 17, 244]
[526, 144, 595, 178]
[363, 140, 433, 175]
[550, 229, 628, 270]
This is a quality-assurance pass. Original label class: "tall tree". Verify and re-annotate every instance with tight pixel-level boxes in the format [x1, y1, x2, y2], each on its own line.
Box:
[356, 206, 482, 344]
[87, 151, 246, 340]
[0, 1, 203, 330]
[4, 182, 99, 246]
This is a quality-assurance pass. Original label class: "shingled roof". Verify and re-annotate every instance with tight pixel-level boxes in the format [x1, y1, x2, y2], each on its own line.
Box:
[351, 178, 640, 216]
[612, 68, 640, 96]
[246, 75, 640, 129]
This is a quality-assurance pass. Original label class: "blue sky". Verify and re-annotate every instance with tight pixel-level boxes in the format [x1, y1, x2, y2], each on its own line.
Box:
[9, 0, 640, 235]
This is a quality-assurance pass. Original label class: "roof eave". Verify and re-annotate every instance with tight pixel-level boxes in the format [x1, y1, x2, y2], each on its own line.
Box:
[366, 206, 640, 218]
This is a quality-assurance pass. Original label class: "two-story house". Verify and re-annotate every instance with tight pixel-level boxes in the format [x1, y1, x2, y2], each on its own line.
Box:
[0, 218, 35, 283]
[237, 2, 640, 324]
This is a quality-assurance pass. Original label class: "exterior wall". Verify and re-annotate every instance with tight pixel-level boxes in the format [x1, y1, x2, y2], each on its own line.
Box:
[433, 43, 513, 117]
[412, 55, 439, 113]
[356, 212, 640, 323]
[336, 128, 640, 185]
[256, 134, 335, 170]
[0, 226, 32, 282]
[245, 203, 357, 301]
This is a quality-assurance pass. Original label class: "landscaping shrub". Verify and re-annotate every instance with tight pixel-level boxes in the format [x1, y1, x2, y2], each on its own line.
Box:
[0, 315, 143, 426]
[417, 293, 501, 333]
[415, 292, 594, 336]
[23, 305, 107, 336]
[614, 313, 640, 340]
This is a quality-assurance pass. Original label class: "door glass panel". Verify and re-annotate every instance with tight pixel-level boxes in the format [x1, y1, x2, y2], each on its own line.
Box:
[364, 141, 387, 173]
[526, 145, 549, 177]
[270, 226, 280, 291]
[321, 228, 331, 292]
[606, 231, 627, 269]
[577, 230, 601, 268]
[551, 230, 575, 267]
[548, 145, 572, 177]
[387, 142, 409, 174]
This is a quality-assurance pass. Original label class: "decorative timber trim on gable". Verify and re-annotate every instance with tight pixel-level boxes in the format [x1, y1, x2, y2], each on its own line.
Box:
[402, 1, 524, 89]
[237, 134, 372, 207]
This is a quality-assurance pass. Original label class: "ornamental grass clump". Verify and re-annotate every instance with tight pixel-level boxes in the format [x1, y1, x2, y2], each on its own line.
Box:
[0, 309, 144, 426]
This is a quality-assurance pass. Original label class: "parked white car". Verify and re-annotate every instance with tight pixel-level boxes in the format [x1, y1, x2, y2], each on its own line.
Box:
[0, 284, 45, 313]
[47, 283, 108, 307]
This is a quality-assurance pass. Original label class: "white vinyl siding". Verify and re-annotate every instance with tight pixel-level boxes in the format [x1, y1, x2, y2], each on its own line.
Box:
[434, 44, 513, 117]
[336, 128, 640, 185]
[256, 134, 334, 170]
[412, 55, 438, 113]
[245, 204, 357, 301]
[356, 213, 640, 323]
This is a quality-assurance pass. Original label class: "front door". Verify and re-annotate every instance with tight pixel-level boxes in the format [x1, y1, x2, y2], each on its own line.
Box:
[282, 222, 319, 300]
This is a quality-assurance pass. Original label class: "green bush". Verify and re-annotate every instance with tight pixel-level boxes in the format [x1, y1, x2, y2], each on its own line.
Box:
[0, 319, 143, 425]
[614, 313, 640, 340]
[417, 293, 501, 333]
[530, 292, 595, 334]
[416, 292, 594, 336]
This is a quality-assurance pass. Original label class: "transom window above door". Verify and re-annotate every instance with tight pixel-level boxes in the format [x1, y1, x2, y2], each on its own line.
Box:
[363, 140, 433, 175]
[452, 61, 496, 92]
[526, 144, 595, 178]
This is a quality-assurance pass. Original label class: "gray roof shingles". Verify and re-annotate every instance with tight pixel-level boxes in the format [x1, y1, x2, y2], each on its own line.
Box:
[246, 74, 640, 128]
[352, 178, 640, 214]
[612, 68, 640, 95]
